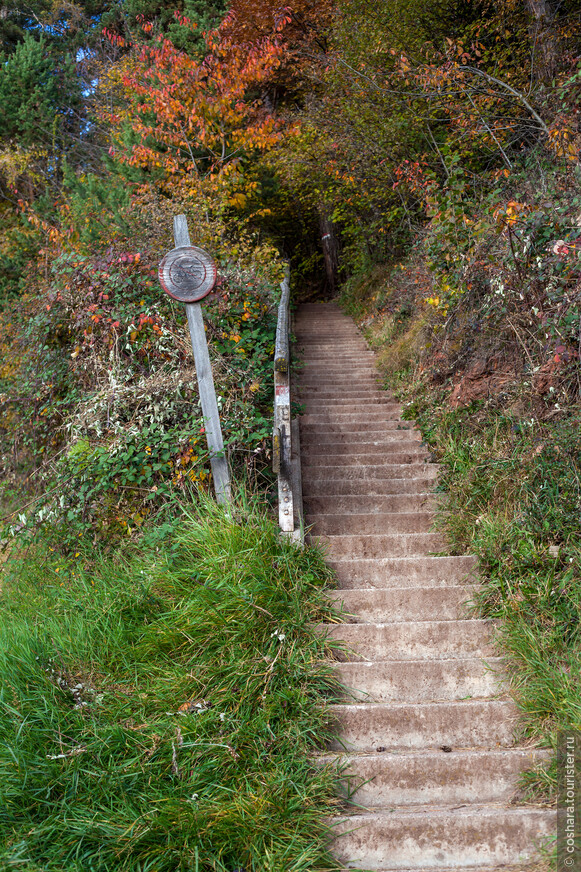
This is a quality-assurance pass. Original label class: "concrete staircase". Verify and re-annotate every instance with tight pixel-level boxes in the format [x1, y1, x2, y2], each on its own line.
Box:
[295, 302, 555, 871]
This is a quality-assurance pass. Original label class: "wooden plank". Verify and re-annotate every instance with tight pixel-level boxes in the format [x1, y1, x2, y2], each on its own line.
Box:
[174, 215, 231, 504]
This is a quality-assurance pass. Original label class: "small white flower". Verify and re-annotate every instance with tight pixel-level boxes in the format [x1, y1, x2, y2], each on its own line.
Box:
[191, 793, 199, 801]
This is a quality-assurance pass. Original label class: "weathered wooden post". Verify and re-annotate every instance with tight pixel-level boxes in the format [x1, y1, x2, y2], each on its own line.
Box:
[158, 215, 231, 504]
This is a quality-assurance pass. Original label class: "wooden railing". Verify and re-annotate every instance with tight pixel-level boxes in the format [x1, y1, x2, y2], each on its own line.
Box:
[272, 269, 303, 540]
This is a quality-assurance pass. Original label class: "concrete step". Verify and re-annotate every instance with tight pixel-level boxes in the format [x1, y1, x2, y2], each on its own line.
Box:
[329, 585, 471, 622]
[301, 398, 398, 408]
[335, 657, 503, 703]
[297, 362, 376, 369]
[302, 441, 425, 456]
[325, 619, 494, 661]
[297, 358, 375, 367]
[295, 376, 389, 385]
[297, 363, 378, 371]
[296, 345, 373, 352]
[302, 465, 438, 481]
[303, 479, 438, 497]
[298, 383, 384, 393]
[348, 868, 544, 872]
[296, 392, 397, 403]
[360, 868, 547, 872]
[300, 369, 379, 379]
[299, 372, 377, 380]
[316, 532, 446, 559]
[323, 747, 548, 806]
[301, 407, 405, 418]
[307, 511, 434, 536]
[299, 356, 375, 364]
[296, 345, 369, 349]
[296, 332, 363, 337]
[329, 556, 478, 589]
[300, 430, 422, 445]
[305, 494, 435, 515]
[299, 421, 414, 433]
[331, 806, 556, 869]
[302, 442, 426, 455]
[328, 699, 518, 751]
[303, 453, 430, 467]
[301, 413, 415, 425]
[297, 346, 366, 350]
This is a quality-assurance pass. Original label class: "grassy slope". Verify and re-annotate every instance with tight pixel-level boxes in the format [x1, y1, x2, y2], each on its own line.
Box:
[0, 491, 346, 871]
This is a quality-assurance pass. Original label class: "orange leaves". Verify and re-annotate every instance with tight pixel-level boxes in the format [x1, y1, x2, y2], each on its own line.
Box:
[103, 13, 286, 192]
[547, 123, 579, 162]
[493, 200, 529, 229]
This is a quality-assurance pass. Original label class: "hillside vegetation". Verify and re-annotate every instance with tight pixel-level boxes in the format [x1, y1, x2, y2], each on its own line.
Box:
[1, 0, 580, 864]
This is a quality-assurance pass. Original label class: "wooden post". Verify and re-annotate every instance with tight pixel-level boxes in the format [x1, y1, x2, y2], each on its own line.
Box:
[173, 215, 231, 504]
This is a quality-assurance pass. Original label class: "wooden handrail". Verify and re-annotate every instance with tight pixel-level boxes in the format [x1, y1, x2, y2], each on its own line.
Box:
[274, 273, 290, 374]
[273, 268, 302, 537]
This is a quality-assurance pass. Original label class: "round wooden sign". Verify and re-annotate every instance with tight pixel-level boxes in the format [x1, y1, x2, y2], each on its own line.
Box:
[158, 245, 217, 303]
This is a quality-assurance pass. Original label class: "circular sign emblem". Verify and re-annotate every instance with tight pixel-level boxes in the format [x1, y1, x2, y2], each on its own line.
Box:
[158, 245, 217, 303]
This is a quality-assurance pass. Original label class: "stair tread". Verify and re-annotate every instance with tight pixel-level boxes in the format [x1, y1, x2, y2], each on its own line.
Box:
[294, 303, 552, 868]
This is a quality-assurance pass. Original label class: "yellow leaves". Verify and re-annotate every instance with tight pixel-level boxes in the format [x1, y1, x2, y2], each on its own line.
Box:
[228, 192, 248, 209]
[0, 145, 47, 187]
[425, 296, 440, 307]
[547, 125, 578, 162]
[493, 200, 527, 228]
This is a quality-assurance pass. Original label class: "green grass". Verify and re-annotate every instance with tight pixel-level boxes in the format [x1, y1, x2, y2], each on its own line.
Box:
[0, 491, 346, 871]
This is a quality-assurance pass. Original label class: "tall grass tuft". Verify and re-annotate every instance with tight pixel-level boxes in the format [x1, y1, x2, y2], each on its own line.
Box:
[0, 491, 345, 871]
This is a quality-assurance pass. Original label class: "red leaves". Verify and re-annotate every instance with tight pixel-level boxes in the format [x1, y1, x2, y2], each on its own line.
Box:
[102, 1, 323, 190]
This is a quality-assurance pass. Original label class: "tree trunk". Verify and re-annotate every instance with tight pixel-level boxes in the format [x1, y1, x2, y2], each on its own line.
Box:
[525, 0, 558, 82]
[319, 212, 340, 296]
